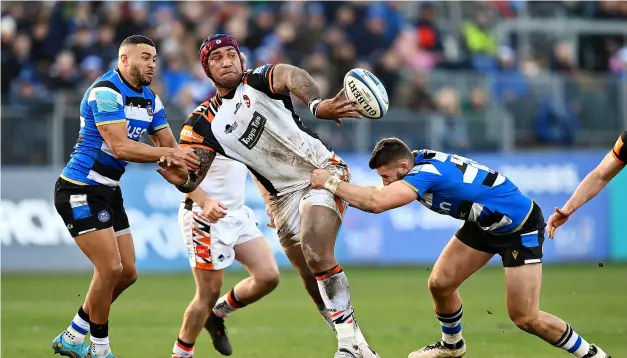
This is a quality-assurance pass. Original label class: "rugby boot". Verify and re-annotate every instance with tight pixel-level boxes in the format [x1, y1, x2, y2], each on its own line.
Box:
[333, 344, 382, 358]
[204, 312, 233, 356]
[85, 345, 116, 358]
[583, 344, 610, 358]
[52, 332, 89, 358]
[408, 339, 466, 358]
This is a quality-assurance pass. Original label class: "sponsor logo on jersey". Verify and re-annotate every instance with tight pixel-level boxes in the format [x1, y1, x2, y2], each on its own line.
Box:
[225, 122, 238, 134]
[234, 102, 242, 114]
[239, 111, 267, 149]
[127, 126, 147, 139]
[180, 125, 204, 143]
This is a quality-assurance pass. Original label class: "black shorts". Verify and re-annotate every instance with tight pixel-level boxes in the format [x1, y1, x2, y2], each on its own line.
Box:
[456, 201, 546, 267]
[54, 177, 130, 238]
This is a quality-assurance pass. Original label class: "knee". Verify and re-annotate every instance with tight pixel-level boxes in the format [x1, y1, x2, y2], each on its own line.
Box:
[509, 311, 540, 333]
[195, 278, 222, 305]
[98, 262, 123, 282]
[301, 240, 331, 271]
[256, 268, 280, 292]
[120, 265, 138, 287]
[427, 273, 457, 297]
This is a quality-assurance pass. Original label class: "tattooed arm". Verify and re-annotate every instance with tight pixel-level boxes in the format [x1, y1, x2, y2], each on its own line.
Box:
[270, 64, 362, 121]
[158, 147, 216, 193]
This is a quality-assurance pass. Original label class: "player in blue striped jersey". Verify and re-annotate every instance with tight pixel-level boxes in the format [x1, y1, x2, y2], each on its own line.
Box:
[52, 35, 199, 358]
[311, 137, 608, 358]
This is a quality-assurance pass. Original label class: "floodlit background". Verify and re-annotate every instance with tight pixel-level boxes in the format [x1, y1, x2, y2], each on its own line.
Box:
[1, 1, 626, 357]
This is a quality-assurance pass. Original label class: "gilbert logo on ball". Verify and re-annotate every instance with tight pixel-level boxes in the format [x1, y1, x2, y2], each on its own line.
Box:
[343, 68, 389, 119]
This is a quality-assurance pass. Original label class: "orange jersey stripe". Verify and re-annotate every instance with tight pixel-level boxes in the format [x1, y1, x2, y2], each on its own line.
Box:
[612, 150, 624, 165]
[268, 65, 276, 94]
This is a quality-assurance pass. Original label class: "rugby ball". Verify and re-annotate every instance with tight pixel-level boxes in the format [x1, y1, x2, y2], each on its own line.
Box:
[343, 68, 389, 119]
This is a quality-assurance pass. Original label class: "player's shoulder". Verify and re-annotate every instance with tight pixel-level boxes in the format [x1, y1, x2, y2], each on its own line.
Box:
[185, 97, 220, 126]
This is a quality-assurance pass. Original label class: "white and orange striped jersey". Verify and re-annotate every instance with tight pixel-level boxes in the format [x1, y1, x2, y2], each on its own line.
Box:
[179, 64, 336, 198]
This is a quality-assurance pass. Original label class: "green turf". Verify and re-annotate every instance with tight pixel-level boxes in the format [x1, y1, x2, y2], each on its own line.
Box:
[2, 264, 626, 358]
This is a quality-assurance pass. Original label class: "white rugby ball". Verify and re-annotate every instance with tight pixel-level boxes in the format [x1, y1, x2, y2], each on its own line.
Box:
[343, 68, 389, 119]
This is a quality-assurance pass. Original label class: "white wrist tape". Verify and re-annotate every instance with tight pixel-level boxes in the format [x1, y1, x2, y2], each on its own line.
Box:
[308, 98, 322, 117]
[323, 175, 342, 194]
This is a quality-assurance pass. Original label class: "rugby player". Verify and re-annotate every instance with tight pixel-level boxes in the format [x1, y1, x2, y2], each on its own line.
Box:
[157, 34, 381, 358]
[172, 54, 280, 358]
[52, 35, 199, 358]
[310, 137, 609, 358]
[548, 131, 626, 238]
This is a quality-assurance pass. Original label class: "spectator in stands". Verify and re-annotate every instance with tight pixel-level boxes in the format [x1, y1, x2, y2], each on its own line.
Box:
[47, 50, 79, 91]
[492, 46, 528, 106]
[550, 41, 579, 74]
[461, 7, 498, 72]
[429, 88, 469, 153]
[396, 69, 437, 112]
[414, 3, 443, 63]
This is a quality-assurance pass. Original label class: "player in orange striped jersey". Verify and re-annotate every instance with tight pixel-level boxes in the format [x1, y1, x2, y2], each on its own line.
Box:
[548, 131, 626, 238]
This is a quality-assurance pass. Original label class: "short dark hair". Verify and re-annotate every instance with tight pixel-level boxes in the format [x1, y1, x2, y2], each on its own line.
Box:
[368, 137, 413, 169]
[120, 35, 155, 48]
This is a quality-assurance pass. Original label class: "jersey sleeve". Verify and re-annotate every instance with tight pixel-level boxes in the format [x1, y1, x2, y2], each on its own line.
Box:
[612, 131, 627, 165]
[88, 84, 126, 126]
[401, 165, 438, 195]
[179, 101, 221, 153]
[244, 64, 281, 96]
[148, 94, 169, 134]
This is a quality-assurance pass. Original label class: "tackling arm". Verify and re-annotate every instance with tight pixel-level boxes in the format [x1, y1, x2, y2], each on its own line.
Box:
[149, 127, 179, 148]
[560, 151, 624, 215]
[331, 180, 418, 214]
[99, 122, 173, 162]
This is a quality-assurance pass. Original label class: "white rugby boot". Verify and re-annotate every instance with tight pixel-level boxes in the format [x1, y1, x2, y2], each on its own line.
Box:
[333, 323, 382, 358]
[583, 344, 609, 358]
[408, 339, 466, 358]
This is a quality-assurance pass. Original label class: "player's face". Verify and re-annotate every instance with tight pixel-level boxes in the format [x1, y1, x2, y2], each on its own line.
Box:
[208, 47, 243, 89]
[375, 161, 410, 186]
[126, 44, 157, 86]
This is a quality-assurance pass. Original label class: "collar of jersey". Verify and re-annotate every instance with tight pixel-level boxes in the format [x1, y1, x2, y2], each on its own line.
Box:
[115, 69, 143, 94]
[219, 87, 237, 100]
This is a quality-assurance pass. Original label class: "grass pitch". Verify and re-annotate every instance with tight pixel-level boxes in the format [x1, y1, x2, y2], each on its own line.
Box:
[2, 264, 626, 358]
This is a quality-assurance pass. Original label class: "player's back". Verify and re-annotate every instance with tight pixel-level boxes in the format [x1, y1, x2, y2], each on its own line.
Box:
[404, 150, 533, 234]
[61, 69, 168, 186]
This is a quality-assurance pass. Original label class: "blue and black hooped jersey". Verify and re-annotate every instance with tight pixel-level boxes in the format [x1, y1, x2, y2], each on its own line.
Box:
[61, 69, 169, 186]
[401, 150, 534, 234]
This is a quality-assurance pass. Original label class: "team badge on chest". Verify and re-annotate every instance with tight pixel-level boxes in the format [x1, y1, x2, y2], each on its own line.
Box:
[243, 95, 251, 108]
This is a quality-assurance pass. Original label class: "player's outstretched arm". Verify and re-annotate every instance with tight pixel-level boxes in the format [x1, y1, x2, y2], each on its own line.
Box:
[99, 122, 199, 170]
[548, 151, 624, 238]
[270, 64, 362, 121]
[310, 169, 417, 213]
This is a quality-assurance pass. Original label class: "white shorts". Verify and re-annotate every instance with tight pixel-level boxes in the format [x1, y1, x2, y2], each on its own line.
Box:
[178, 203, 262, 271]
[270, 155, 350, 247]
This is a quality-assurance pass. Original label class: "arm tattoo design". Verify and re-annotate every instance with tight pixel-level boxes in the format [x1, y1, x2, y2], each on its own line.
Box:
[271, 64, 321, 105]
[176, 148, 216, 193]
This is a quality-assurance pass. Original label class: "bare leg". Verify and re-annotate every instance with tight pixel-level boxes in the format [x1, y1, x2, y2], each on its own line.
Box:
[505, 264, 597, 357]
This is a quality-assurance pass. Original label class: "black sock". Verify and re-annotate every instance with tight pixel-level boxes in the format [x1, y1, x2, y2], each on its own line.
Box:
[78, 306, 90, 322]
[90, 321, 109, 339]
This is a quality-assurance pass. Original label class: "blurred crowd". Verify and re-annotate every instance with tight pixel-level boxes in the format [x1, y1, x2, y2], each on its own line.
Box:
[1, 1, 626, 162]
